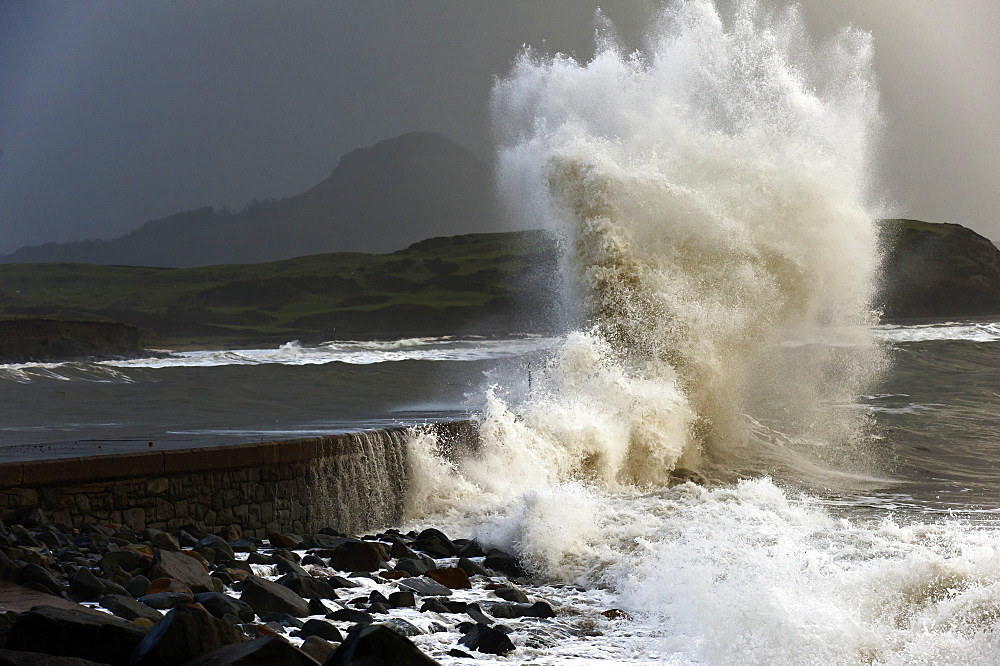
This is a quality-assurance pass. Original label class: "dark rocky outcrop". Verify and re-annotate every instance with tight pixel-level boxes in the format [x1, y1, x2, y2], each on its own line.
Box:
[0, 320, 143, 363]
[877, 219, 1000, 320]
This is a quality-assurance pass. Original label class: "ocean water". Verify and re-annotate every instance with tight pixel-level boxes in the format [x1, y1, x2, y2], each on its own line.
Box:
[4, 1, 1000, 662]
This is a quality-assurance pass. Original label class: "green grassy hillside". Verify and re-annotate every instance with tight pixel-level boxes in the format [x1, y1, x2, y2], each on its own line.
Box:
[0, 230, 559, 347]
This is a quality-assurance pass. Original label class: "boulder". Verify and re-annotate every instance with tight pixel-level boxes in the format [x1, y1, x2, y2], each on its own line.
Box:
[327, 542, 384, 573]
[484, 551, 529, 579]
[324, 608, 373, 625]
[129, 603, 245, 666]
[398, 577, 452, 597]
[281, 576, 339, 600]
[457, 623, 515, 655]
[493, 587, 529, 603]
[388, 591, 415, 608]
[68, 568, 104, 601]
[138, 592, 193, 610]
[425, 567, 471, 590]
[380, 618, 422, 638]
[411, 529, 457, 558]
[6, 605, 148, 666]
[325, 624, 440, 665]
[194, 592, 256, 623]
[239, 576, 310, 617]
[147, 551, 213, 594]
[184, 635, 319, 665]
[195, 535, 236, 563]
[296, 619, 343, 642]
[99, 594, 163, 623]
[299, 636, 335, 663]
[99, 551, 148, 575]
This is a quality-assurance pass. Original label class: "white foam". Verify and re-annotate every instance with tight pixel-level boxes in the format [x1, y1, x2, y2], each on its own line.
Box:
[0, 336, 557, 375]
[876, 322, 1000, 344]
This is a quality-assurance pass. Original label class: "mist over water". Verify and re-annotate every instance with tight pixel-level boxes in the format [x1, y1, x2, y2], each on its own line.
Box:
[403, 2, 1000, 663]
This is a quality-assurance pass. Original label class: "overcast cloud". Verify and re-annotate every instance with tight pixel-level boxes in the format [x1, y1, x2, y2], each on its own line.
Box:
[1, 1, 997, 254]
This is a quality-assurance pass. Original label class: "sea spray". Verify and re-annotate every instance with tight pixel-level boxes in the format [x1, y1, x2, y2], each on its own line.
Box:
[394, 3, 1000, 663]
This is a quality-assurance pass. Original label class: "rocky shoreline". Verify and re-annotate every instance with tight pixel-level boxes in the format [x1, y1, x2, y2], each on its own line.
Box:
[0, 510, 624, 664]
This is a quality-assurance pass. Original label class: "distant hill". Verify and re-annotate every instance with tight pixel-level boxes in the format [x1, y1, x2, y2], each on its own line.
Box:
[1, 220, 997, 359]
[0, 133, 499, 267]
[0, 230, 561, 350]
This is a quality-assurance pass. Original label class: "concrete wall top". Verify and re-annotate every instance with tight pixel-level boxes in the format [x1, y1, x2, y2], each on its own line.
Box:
[0, 426, 422, 490]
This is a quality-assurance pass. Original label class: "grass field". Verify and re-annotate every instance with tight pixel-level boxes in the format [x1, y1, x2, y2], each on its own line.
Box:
[0, 230, 560, 347]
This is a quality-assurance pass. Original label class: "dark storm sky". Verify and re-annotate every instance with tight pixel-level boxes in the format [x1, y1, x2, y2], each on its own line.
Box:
[1, 1, 998, 254]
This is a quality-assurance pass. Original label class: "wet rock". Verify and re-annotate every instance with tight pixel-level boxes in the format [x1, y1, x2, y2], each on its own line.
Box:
[367, 602, 389, 615]
[99, 551, 147, 575]
[296, 618, 343, 642]
[465, 607, 494, 626]
[456, 557, 490, 578]
[16, 564, 63, 597]
[447, 648, 474, 659]
[194, 592, 256, 623]
[394, 557, 435, 577]
[308, 598, 333, 615]
[388, 539, 417, 560]
[484, 550, 529, 579]
[326, 576, 361, 589]
[68, 568, 104, 601]
[259, 612, 304, 629]
[138, 592, 194, 610]
[228, 539, 257, 553]
[196, 535, 236, 563]
[419, 599, 450, 614]
[130, 603, 245, 666]
[388, 591, 415, 608]
[455, 540, 485, 558]
[378, 571, 411, 581]
[147, 578, 194, 597]
[239, 576, 310, 617]
[299, 635, 335, 663]
[100, 594, 163, 623]
[325, 624, 439, 665]
[148, 551, 213, 593]
[487, 601, 555, 619]
[324, 608, 373, 625]
[494, 587, 529, 603]
[281, 576, 340, 601]
[301, 554, 325, 566]
[457, 623, 516, 655]
[601, 608, 633, 621]
[275, 559, 309, 577]
[126, 575, 151, 599]
[398, 576, 452, 597]
[426, 567, 471, 590]
[327, 542, 383, 573]
[411, 529, 456, 558]
[184, 635, 319, 665]
[266, 533, 302, 549]
[381, 618, 423, 638]
[7, 605, 147, 665]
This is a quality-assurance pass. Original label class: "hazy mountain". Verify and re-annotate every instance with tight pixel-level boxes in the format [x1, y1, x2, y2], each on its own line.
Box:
[1, 133, 500, 267]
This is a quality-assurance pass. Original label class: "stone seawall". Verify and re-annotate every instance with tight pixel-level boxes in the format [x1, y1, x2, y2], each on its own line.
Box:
[0, 421, 477, 537]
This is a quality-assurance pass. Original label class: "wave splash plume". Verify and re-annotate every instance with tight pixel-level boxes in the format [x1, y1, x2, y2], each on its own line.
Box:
[478, 0, 883, 490]
[402, 3, 1000, 663]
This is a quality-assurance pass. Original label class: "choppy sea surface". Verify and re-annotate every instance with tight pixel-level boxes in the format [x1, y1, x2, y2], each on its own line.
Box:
[2, 323, 1000, 663]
